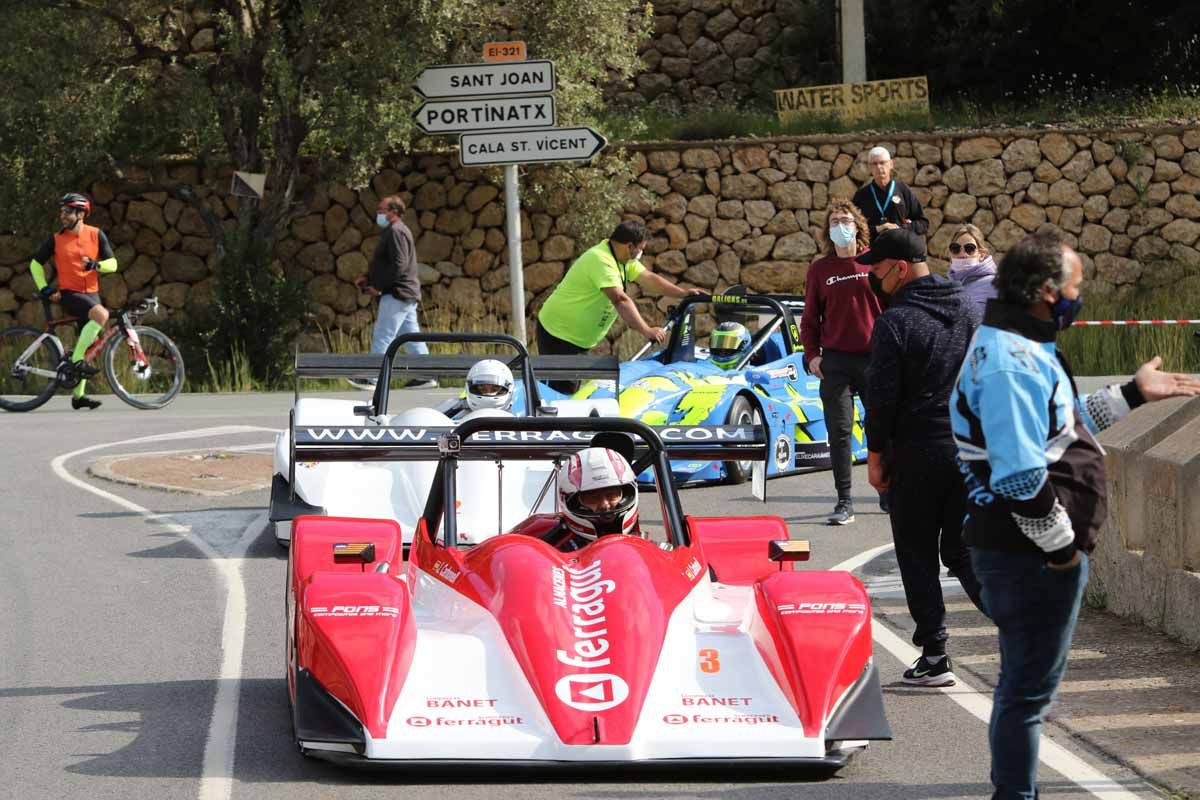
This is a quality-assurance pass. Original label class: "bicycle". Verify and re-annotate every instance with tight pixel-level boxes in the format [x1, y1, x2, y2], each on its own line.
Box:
[0, 295, 185, 411]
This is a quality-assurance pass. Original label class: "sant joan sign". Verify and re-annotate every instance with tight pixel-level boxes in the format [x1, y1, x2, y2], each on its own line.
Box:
[775, 75, 929, 122]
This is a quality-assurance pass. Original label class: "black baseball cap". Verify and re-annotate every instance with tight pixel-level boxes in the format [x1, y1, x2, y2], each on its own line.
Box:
[857, 229, 927, 264]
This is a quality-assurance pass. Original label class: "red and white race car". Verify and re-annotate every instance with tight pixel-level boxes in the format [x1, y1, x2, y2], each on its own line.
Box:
[286, 416, 890, 769]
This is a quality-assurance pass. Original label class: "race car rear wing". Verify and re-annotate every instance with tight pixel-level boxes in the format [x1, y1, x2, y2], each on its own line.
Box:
[293, 332, 619, 415]
[290, 420, 766, 464]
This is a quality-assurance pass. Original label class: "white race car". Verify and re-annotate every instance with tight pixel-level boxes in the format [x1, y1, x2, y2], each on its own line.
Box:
[270, 332, 620, 547]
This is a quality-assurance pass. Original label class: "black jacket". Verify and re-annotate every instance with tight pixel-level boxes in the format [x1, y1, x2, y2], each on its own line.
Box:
[853, 179, 929, 241]
[864, 274, 980, 450]
[368, 220, 420, 302]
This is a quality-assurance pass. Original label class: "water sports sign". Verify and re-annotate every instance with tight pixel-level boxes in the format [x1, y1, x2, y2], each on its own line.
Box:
[775, 75, 930, 122]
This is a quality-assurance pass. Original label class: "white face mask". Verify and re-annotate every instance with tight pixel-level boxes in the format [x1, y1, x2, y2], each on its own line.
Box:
[375, 213, 389, 228]
[950, 258, 978, 271]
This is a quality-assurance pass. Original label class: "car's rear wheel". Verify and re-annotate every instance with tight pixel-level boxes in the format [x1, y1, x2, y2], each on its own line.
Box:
[724, 395, 761, 485]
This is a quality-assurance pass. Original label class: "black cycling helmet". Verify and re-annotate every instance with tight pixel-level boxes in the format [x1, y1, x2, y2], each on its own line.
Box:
[59, 193, 91, 214]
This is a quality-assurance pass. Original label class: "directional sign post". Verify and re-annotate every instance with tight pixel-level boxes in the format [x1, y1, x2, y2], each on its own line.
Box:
[413, 60, 554, 99]
[413, 95, 556, 135]
[412, 51, 607, 343]
[459, 127, 607, 167]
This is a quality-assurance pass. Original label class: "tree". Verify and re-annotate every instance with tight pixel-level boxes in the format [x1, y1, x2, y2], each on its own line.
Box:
[0, 0, 649, 380]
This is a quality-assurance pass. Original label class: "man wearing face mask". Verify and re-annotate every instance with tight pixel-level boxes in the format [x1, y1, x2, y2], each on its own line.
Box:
[859, 228, 986, 687]
[950, 231, 1200, 800]
[799, 199, 883, 525]
[354, 194, 435, 389]
[537, 219, 702, 394]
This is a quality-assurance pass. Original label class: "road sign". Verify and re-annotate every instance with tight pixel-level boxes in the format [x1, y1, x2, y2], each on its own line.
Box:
[413, 60, 555, 100]
[483, 41, 526, 62]
[459, 127, 608, 166]
[230, 171, 265, 198]
[413, 95, 556, 135]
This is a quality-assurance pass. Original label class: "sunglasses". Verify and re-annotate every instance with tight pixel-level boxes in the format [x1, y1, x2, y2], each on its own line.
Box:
[949, 242, 978, 255]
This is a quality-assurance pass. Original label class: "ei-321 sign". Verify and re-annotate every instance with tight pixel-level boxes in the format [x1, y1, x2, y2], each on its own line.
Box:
[413, 95, 556, 135]
[459, 126, 607, 166]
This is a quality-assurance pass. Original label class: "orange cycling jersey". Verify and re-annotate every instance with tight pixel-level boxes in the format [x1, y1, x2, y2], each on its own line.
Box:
[53, 225, 101, 293]
[32, 224, 113, 294]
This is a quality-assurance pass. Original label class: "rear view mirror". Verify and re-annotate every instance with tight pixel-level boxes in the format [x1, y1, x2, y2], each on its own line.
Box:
[768, 539, 810, 563]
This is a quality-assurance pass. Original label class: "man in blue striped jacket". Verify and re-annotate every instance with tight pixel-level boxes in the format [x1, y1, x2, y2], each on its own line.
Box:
[950, 230, 1200, 800]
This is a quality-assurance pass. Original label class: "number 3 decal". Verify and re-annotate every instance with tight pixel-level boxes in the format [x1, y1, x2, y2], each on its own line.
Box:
[699, 648, 721, 673]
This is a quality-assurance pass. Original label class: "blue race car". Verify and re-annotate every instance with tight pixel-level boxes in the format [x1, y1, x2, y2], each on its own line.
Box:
[540, 292, 868, 486]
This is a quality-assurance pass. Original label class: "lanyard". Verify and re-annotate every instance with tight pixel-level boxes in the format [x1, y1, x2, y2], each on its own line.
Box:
[871, 180, 896, 218]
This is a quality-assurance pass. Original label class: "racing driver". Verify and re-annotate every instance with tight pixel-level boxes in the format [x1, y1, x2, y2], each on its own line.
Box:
[438, 359, 515, 419]
[543, 447, 644, 551]
[709, 321, 751, 370]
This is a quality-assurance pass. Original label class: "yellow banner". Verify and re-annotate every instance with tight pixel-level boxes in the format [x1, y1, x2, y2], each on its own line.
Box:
[775, 75, 930, 122]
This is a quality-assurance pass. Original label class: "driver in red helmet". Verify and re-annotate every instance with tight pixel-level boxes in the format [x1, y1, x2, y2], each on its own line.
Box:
[30, 193, 120, 410]
[543, 447, 644, 551]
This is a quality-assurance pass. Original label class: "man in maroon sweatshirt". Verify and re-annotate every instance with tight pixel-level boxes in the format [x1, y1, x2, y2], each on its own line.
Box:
[800, 198, 884, 525]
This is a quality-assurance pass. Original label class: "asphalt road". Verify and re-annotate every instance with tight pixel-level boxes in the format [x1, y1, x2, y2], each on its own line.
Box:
[0, 389, 1162, 800]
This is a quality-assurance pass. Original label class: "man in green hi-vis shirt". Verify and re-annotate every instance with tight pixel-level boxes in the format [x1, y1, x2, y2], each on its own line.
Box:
[536, 219, 702, 393]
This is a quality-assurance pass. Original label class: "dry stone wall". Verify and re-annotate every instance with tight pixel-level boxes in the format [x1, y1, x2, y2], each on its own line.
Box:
[2, 126, 1199, 353]
[611, 0, 790, 109]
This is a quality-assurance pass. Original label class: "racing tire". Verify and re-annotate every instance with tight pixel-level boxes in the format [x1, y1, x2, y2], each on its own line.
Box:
[102, 326, 185, 409]
[0, 326, 63, 412]
[724, 394, 761, 485]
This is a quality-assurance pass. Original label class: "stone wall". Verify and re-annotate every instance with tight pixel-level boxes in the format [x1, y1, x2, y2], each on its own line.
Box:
[611, 0, 791, 110]
[2, 126, 1199, 352]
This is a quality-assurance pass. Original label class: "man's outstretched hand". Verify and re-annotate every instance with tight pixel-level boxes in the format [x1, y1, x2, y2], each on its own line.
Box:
[1134, 356, 1200, 402]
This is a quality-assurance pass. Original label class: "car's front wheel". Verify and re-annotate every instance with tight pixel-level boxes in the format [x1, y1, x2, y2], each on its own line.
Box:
[724, 395, 761, 485]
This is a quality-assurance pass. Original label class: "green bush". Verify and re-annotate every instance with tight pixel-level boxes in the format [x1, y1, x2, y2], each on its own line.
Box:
[166, 222, 309, 391]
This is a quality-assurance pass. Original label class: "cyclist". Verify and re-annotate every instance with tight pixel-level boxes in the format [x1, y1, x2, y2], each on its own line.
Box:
[709, 320, 751, 370]
[30, 193, 119, 410]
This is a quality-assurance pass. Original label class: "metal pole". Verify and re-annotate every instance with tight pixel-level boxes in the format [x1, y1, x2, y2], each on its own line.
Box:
[504, 164, 526, 344]
[840, 0, 866, 84]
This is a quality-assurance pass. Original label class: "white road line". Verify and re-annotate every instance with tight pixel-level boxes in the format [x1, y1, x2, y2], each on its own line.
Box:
[51, 425, 278, 800]
[834, 544, 1143, 800]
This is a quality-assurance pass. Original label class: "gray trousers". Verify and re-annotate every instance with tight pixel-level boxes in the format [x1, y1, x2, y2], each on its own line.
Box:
[818, 350, 870, 500]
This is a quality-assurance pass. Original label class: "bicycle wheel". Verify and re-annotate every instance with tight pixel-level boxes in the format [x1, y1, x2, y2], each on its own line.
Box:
[0, 326, 63, 412]
[103, 326, 185, 409]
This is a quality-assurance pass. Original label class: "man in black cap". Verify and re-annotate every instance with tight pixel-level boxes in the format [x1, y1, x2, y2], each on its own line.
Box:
[858, 229, 986, 687]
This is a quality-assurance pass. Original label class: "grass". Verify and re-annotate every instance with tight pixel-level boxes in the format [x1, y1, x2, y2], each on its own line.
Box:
[601, 87, 1200, 142]
[1058, 275, 1200, 376]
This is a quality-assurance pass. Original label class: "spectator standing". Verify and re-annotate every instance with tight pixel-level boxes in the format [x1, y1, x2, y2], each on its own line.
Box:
[354, 194, 435, 389]
[852, 146, 929, 242]
[859, 229, 986, 687]
[947, 223, 998, 313]
[950, 231, 1200, 800]
[536, 219, 702, 394]
[799, 199, 884, 525]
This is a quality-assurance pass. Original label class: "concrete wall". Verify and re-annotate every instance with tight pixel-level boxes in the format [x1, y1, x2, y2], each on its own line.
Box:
[1091, 396, 1200, 647]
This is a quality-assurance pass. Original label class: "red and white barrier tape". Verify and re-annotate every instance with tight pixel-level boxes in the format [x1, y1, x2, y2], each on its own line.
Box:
[1071, 319, 1200, 326]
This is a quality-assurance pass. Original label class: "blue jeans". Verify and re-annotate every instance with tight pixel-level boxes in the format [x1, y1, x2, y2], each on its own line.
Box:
[970, 547, 1088, 800]
[370, 295, 429, 357]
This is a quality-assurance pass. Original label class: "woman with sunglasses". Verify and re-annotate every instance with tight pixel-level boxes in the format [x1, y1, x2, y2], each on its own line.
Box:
[947, 224, 997, 313]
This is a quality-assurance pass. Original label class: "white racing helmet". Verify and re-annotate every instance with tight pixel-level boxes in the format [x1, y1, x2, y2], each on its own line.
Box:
[557, 447, 640, 540]
[466, 359, 514, 411]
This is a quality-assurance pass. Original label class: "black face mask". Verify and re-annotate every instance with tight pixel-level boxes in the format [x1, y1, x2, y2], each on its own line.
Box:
[868, 262, 900, 303]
